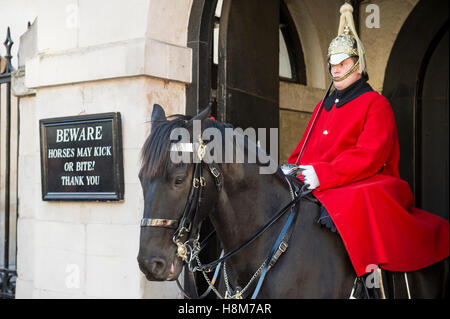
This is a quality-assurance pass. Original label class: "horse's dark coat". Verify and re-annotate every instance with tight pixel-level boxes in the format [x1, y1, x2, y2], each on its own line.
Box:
[137, 104, 448, 298]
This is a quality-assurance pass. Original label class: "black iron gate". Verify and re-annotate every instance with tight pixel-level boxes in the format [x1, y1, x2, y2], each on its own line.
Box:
[0, 27, 17, 299]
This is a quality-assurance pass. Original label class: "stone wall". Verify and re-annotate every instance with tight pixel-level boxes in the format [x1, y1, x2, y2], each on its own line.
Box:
[359, 0, 419, 92]
[14, 0, 193, 299]
[279, 82, 325, 163]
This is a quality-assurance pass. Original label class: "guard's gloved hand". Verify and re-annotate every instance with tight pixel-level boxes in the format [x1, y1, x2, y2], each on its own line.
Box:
[280, 164, 302, 177]
[299, 165, 320, 190]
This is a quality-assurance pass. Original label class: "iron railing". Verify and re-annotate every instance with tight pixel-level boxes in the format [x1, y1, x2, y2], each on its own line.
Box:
[0, 26, 17, 299]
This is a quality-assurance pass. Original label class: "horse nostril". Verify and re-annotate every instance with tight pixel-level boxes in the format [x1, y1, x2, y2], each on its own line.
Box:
[149, 257, 166, 276]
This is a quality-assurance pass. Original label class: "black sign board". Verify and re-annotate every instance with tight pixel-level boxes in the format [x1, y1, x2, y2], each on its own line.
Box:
[40, 112, 124, 201]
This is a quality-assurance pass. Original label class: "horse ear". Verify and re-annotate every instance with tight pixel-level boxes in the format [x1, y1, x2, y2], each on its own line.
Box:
[192, 105, 211, 122]
[151, 104, 167, 122]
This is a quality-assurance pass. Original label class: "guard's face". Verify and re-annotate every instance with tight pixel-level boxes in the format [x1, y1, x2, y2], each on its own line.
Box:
[330, 57, 356, 79]
[331, 57, 362, 91]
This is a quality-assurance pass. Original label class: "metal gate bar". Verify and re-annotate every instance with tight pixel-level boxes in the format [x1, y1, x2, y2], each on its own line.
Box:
[0, 26, 16, 299]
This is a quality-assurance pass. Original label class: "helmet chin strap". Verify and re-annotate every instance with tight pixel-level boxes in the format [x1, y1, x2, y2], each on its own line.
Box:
[330, 58, 360, 82]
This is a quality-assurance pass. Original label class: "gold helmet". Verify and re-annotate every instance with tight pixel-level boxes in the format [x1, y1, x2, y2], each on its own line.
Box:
[328, 27, 358, 65]
[328, 3, 367, 81]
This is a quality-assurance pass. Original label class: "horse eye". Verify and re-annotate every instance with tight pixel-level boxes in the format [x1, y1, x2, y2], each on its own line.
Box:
[174, 176, 185, 185]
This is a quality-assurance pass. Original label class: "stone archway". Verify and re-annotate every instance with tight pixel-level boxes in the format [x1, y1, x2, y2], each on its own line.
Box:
[383, 0, 449, 219]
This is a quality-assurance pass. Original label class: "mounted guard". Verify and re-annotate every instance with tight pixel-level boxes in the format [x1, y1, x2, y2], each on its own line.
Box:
[288, 3, 449, 283]
[137, 3, 448, 299]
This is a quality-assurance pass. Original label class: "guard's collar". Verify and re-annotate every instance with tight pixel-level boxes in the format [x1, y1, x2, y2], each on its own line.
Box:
[324, 78, 373, 111]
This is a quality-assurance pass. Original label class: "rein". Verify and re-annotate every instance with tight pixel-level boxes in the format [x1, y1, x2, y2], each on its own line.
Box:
[197, 185, 305, 273]
[140, 137, 310, 299]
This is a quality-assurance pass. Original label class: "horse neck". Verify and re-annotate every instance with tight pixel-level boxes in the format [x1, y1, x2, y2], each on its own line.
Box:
[208, 165, 292, 284]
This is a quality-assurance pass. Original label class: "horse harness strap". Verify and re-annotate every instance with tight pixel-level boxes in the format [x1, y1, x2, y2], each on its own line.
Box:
[221, 177, 310, 299]
[249, 176, 307, 299]
[198, 187, 306, 274]
[268, 177, 303, 269]
[207, 163, 222, 192]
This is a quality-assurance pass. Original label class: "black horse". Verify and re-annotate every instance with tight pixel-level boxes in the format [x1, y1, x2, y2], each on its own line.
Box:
[137, 104, 448, 298]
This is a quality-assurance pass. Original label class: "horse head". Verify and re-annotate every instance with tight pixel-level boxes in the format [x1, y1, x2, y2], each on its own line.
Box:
[137, 104, 220, 281]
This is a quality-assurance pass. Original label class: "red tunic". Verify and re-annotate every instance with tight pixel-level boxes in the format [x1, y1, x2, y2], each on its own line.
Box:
[288, 90, 449, 276]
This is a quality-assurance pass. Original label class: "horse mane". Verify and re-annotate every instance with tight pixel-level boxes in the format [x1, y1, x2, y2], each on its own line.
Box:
[140, 113, 284, 179]
[140, 114, 233, 178]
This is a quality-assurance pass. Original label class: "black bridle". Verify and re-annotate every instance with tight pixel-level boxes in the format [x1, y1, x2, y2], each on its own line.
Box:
[140, 138, 222, 264]
[140, 137, 309, 298]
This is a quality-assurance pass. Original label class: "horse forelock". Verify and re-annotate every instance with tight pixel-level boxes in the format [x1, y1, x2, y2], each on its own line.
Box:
[141, 114, 188, 178]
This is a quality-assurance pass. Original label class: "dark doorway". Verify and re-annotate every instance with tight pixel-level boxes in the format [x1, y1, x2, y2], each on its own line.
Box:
[383, 0, 449, 220]
[217, 0, 280, 134]
[418, 28, 448, 219]
[186, 0, 281, 298]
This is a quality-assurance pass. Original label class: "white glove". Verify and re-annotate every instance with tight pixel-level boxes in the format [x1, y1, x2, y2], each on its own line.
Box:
[299, 165, 320, 190]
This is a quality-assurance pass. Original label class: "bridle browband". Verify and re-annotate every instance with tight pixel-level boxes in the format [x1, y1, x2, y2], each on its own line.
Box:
[140, 135, 310, 299]
[140, 218, 178, 229]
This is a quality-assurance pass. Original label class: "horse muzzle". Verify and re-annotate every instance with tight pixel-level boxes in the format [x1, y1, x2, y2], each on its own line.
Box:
[138, 256, 182, 281]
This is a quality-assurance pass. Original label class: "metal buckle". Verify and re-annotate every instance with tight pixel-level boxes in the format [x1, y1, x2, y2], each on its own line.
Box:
[193, 178, 200, 188]
[197, 136, 206, 160]
[203, 267, 213, 273]
[180, 224, 191, 234]
[200, 177, 206, 187]
[234, 290, 243, 299]
[176, 241, 188, 261]
[210, 167, 220, 178]
[279, 241, 288, 253]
